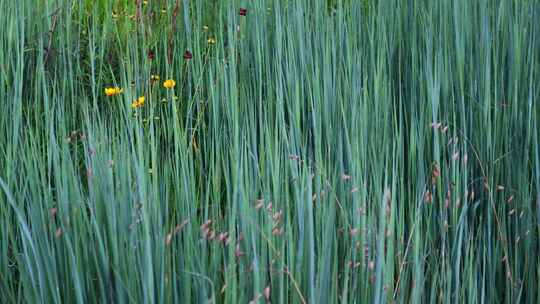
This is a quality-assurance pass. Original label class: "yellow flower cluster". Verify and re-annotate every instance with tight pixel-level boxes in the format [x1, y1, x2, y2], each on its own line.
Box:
[131, 96, 145, 109]
[105, 76, 176, 110]
[104, 87, 123, 96]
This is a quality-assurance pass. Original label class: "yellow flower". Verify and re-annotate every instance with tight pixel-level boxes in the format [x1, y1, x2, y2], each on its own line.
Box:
[207, 37, 216, 45]
[104, 87, 123, 96]
[131, 96, 145, 109]
[104, 88, 114, 96]
[163, 79, 176, 89]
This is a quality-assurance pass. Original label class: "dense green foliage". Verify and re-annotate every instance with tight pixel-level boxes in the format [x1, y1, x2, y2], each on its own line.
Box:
[1, 0, 539, 302]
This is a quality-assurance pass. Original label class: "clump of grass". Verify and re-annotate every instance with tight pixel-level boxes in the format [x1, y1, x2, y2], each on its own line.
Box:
[0, 0, 539, 303]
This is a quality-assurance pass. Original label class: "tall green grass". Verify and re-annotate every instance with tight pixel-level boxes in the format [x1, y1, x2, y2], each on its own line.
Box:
[1, 0, 539, 302]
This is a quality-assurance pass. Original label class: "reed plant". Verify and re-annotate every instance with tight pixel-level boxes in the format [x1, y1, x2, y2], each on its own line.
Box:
[0, 0, 539, 302]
